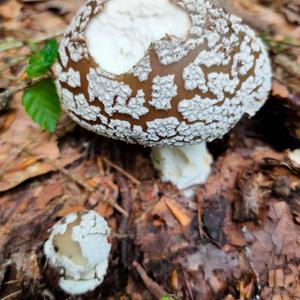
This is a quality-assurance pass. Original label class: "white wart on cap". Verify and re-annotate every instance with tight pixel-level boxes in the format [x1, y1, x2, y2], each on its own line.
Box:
[56, 0, 272, 147]
[44, 211, 111, 295]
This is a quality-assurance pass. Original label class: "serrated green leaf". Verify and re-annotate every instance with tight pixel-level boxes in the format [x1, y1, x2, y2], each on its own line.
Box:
[22, 78, 61, 132]
[26, 39, 58, 79]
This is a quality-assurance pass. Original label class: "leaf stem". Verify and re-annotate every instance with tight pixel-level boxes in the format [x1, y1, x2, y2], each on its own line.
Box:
[0, 55, 28, 73]
[0, 31, 64, 53]
[0, 74, 51, 111]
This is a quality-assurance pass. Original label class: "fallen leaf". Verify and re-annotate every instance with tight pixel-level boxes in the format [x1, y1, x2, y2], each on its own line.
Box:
[272, 81, 290, 98]
[163, 197, 191, 227]
[0, 0, 22, 20]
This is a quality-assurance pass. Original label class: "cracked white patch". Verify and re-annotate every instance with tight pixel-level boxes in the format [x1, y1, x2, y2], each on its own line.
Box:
[74, 94, 101, 121]
[59, 68, 81, 88]
[231, 41, 255, 77]
[59, 39, 69, 68]
[154, 37, 202, 65]
[125, 90, 149, 119]
[88, 69, 149, 119]
[178, 96, 218, 122]
[150, 75, 177, 110]
[61, 88, 76, 112]
[183, 63, 207, 92]
[132, 55, 152, 81]
[147, 117, 180, 138]
[207, 72, 240, 101]
[61, 89, 101, 122]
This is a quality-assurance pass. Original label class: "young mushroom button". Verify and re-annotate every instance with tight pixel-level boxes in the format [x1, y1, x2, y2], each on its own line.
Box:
[56, 0, 272, 189]
[44, 211, 111, 296]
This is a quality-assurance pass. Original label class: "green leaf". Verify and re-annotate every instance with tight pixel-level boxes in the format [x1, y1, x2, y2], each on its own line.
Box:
[22, 78, 61, 132]
[160, 296, 174, 300]
[26, 39, 58, 78]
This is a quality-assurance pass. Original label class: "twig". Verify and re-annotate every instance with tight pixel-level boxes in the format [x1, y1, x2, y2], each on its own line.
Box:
[0, 134, 44, 178]
[0, 290, 22, 300]
[0, 55, 28, 73]
[3, 74, 50, 97]
[41, 156, 95, 192]
[182, 270, 194, 300]
[116, 175, 132, 267]
[39, 156, 129, 217]
[271, 40, 300, 48]
[0, 31, 64, 53]
[0, 74, 51, 111]
[195, 191, 206, 239]
[103, 157, 141, 185]
[5, 141, 128, 217]
[133, 261, 168, 300]
[111, 232, 133, 239]
[33, 31, 64, 44]
[3, 280, 20, 286]
[261, 35, 300, 49]
[275, 54, 300, 79]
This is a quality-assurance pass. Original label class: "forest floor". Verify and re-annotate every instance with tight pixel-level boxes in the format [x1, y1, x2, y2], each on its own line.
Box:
[0, 0, 300, 299]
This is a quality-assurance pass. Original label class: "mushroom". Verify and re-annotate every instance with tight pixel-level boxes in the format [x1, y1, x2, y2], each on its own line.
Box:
[56, 0, 272, 189]
[44, 211, 111, 295]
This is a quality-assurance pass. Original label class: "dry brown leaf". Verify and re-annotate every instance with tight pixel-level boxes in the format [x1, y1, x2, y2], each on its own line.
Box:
[244, 201, 300, 287]
[0, 0, 22, 20]
[272, 81, 290, 98]
[163, 197, 191, 227]
[56, 205, 86, 218]
[179, 243, 242, 296]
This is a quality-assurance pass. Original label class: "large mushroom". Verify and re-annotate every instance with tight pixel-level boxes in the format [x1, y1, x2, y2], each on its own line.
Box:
[56, 0, 272, 189]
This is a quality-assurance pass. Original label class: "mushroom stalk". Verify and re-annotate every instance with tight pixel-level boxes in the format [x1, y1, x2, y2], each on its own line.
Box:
[151, 143, 213, 190]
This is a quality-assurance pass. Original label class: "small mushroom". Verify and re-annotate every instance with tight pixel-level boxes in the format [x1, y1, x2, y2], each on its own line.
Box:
[44, 211, 111, 295]
[56, 0, 272, 189]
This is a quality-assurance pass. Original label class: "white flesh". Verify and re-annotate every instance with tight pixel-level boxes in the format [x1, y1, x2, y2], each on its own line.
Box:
[86, 0, 191, 74]
[151, 143, 213, 190]
[289, 149, 300, 166]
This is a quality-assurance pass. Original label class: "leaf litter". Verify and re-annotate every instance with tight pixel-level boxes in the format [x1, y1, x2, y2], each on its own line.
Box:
[0, 0, 300, 299]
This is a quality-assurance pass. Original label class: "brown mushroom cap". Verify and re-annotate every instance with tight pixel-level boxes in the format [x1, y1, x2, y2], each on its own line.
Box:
[56, 0, 272, 147]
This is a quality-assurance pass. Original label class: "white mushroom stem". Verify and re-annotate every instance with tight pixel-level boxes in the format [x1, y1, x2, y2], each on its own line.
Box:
[150, 143, 213, 190]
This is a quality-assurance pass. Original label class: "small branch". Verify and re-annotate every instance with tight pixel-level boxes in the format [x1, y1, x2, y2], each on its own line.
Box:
[5, 140, 128, 217]
[0, 55, 28, 73]
[38, 155, 129, 217]
[0, 31, 64, 53]
[0, 290, 22, 300]
[275, 54, 300, 79]
[261, 36, 300, 49]
[133, 261, 168, 300]
[272, 40, 300, 48]
[0, 74, 51, 111]
[111, 232, 133, 239]
[3, 280, 20, 286]
[33, 31, 64, 44]
[103, 157, 141, 185]
[7, 74, 50, 95]
[0, 135, 43, 178]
